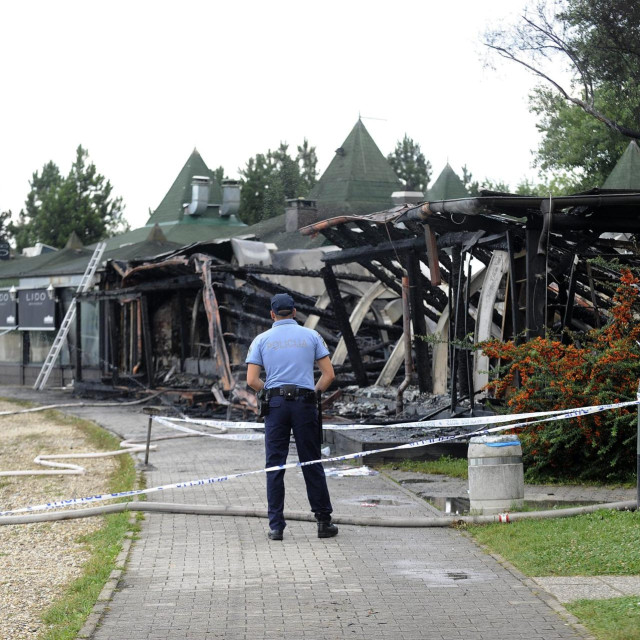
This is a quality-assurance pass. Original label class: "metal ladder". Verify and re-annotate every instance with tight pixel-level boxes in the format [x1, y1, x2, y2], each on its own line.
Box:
[33, 242, 107, 391]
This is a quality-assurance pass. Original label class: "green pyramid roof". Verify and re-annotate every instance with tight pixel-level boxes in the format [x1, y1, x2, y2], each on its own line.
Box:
[147, 148, 224, 224]
[309, 119, 401, 216]
[103, 148, 245, 249]
[427, 163, 469, 200]
[602, 140, 640, 190]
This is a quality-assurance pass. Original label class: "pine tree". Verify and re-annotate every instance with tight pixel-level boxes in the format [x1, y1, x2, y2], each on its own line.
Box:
[10, 146, 129, 251]
[387, 135, 431, 192]
[296, 138, 318, 195]
[238, 140, 318, 224]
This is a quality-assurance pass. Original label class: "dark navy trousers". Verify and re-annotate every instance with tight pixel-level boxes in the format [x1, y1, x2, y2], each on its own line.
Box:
[264, 395, 333, 531]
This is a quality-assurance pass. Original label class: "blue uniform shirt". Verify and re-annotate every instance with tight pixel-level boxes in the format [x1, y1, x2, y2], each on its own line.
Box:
[246, 319, 330, 390]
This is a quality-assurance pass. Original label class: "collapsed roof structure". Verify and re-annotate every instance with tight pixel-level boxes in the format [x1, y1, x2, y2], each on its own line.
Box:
[299, 178, 640, 411]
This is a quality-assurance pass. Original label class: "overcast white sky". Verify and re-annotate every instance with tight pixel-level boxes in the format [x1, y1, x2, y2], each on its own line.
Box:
[0, 0, 543, 231]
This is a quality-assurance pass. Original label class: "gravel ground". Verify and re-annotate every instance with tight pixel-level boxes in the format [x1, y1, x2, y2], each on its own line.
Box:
[0, 402, 118, 640]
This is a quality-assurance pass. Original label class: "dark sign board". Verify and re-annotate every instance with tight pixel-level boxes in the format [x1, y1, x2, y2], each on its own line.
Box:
[0, 242, 10, 261]
[0, 291, 17, 329]
[18, 289, 56, 331]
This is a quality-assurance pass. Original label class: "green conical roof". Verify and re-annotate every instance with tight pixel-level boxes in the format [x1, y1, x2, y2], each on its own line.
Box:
[309, 119, 401, 216]
[147, 148, 224, 224]
[427, 163, 469, 200]
[602, 140, 640, 190]
[64, 231, 84, 250]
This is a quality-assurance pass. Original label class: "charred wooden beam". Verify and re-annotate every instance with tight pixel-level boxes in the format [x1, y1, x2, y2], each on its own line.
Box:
[525, 226, 547, 339]
[561, 259, 578, 338]
[585, 262, 602, 329]
[107, 300, 120, 385]
[322, 265, 368, 387]
[424, 225, 441, 286]
[506, 231, 521, 343]
[177, 290, 188, 372]
[323, 224, 443, 321]
[209, 263, 377, 283]
[219, 306, 339, 346]
[320, 227, 403, 296]
[538, 213, 640, 232]
[215, 283, 402, 335]
[322, 237, 426, 265]
[80, 275, 201, 299]
[197, 258, 235, 391]
[140, 295, 154, 388]
[75, 299, 83, 383]
[407, 251, 431, 393]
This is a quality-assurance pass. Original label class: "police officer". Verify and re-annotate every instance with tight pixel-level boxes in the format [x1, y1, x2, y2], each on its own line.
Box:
[246, 293, 338, 541]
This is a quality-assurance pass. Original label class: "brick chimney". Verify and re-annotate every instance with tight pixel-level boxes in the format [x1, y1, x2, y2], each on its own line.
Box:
[285, 198, 318, 232]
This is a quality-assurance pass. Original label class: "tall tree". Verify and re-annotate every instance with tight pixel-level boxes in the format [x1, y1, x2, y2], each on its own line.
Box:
[238, 154, 275, 225]
[530, 85, 629, 189]
[485, 0, 640, 186]
[10, 146, 129, 251]
[387, 135, 431, 192]
[213, 165, 225, 185]
[461, 165, 480, 196]
[296, 138, 318, 195]
[0, 210, 12, 243]
[238, 140, 318, 225]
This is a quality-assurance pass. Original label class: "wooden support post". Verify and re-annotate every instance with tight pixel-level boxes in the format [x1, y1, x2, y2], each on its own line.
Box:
[99, 299, 106, 378]
[177, 290, 188, 372]
[586, 262, 601, 329]
[122, 302, 129, 372]
[21, 331, 28, 386]
[108, 301, 120, 385]
[465, 257, 475, 414]
[424, 224, 441, 286]
[506, 231, 520, 343]
[450, 248, 464, 409]
[321, 265, 368, 387]
[140, 295, 154, 388]
[406, 251, 431, 393]
[525, 225, 546, 340]
[561, 256, 578, 336]
[75, 299, 83, 383]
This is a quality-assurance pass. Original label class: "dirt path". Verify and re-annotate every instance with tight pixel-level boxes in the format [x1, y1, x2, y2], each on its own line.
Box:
[0, 402, 118, 640]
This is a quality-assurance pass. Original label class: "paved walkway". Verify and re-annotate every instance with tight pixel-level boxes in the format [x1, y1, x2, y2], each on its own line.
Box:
[7, 388, 637, 639]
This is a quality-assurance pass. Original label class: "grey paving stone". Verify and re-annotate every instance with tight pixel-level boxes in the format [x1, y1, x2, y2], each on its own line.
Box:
[3, 388, 597, 639]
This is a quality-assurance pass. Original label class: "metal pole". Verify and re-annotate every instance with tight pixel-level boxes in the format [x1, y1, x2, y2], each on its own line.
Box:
[465, 257, 475, 415]
[145, 415, 153, 466]
[637, 381, 640, 509]
[140, 406, 163, 470]
[396, 276, 413, 416]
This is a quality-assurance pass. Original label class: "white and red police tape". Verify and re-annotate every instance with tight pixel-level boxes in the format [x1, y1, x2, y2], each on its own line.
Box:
[1, 398, 637, 517]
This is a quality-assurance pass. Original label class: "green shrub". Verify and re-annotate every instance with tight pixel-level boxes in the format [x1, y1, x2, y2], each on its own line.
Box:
[480, 269, 640, 482]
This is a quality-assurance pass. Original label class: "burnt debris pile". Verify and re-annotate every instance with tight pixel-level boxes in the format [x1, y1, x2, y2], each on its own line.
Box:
[74, 189, 640, 420]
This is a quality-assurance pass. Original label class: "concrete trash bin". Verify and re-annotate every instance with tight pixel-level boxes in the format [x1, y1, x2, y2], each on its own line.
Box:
[468, 434, 524, 514]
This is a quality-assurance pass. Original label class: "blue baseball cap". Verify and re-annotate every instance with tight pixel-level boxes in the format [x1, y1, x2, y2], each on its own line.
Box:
[271, 293, 295, 314]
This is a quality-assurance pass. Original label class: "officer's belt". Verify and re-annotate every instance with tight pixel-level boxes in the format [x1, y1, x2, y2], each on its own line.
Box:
[265, 386, 316, 401]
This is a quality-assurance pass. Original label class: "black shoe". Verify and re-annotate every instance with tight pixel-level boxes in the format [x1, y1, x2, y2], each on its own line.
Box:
[317, 522, 339, 538]
[268, 529, 283, 541]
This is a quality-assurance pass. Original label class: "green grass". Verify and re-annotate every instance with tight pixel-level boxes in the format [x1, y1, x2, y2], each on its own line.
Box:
[35, 410, 139, 640]
[467, 509, 640, 576]
[40, 511, 137, 639]
[467, 508, 640, 639]
[0, 395, 34, 409]
[377, 455, 468, 479]
[566, 597, 640, 640]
